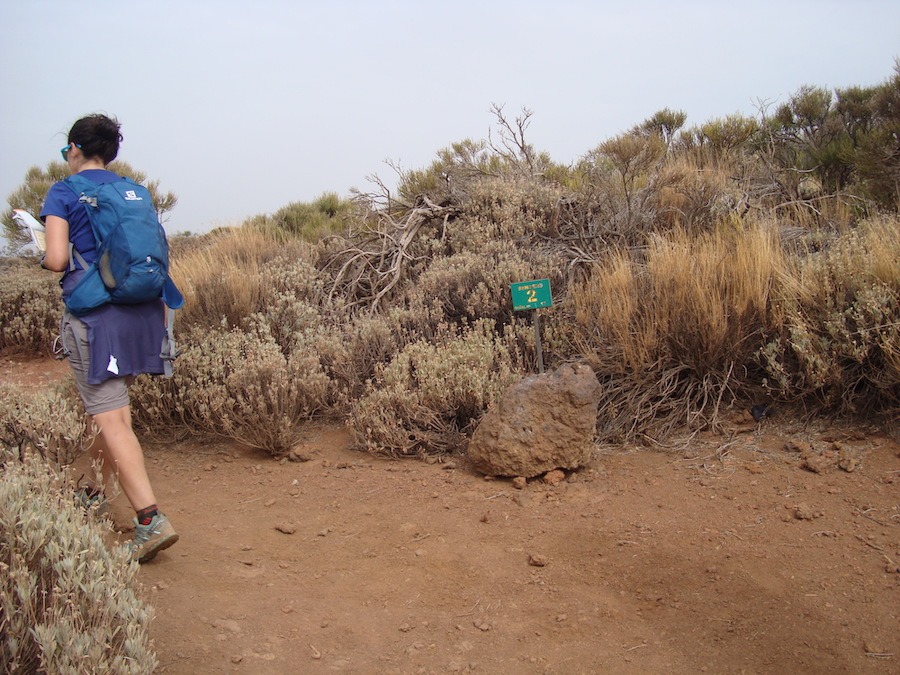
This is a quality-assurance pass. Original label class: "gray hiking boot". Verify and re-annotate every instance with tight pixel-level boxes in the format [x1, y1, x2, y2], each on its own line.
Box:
[76, 486, 109, 518]
[130, 513, 179, 563]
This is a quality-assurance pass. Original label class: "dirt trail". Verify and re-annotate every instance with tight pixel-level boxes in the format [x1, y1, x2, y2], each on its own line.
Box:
[4, 356, 900, 673]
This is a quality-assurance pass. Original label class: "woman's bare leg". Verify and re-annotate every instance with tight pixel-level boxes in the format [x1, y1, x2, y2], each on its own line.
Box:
[89, 405, 157, 512]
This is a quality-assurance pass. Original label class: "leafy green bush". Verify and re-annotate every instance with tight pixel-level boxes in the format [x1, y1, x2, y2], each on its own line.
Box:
[246, 192, 354, 242]
[0, 451, 156, 673]
[3, 160, 177, 249]
[1, 163, 69, 250]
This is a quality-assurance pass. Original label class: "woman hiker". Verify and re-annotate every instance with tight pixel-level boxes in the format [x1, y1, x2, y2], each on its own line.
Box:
[40, 113, 178, 563]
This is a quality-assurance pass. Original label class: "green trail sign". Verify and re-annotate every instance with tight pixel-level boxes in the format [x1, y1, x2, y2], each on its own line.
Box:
[509, 278, 553, 311]
[509, 278, 553, 374]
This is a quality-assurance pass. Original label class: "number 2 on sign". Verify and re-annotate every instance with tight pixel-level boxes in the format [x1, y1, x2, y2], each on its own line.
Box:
[527, 289, 537, 303]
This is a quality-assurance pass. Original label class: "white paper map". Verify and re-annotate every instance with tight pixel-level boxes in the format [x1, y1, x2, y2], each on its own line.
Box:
[12, 209, 45, 251]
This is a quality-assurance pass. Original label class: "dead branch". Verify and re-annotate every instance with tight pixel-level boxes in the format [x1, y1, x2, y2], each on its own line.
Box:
[324, 198, 460, 313]
[488, 103, 537, 175]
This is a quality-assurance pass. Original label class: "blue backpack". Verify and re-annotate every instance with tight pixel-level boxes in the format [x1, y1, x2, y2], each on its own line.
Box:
[64, 174, 184, 374]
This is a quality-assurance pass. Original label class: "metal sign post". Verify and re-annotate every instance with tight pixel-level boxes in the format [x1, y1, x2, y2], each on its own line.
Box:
[533, 311, 544, 374]
[509, 278, 553, 374]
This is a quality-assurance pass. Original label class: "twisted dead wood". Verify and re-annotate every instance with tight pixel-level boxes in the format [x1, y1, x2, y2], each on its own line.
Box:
[325, 197, 458, 313]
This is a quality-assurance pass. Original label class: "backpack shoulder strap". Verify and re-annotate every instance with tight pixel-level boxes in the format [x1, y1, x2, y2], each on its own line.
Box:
[68, 242, 89, 272]
[62, 175, 102, 271]
[160, 280, 184, 377]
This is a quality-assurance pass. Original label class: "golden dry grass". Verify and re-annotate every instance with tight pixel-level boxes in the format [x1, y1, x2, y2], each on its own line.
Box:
[169, 226, 316, 329]
[569, 221, 782, 377]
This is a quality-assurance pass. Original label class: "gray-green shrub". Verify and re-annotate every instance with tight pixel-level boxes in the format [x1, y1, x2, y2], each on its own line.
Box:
[0, 451, 156, 673]
[405, 240, 563, 329]
[0, 259, 61, 355]
[760, 216, 900, 413]
[349, 320, 523, 457]
[130, 325, 337, 456]
[0, 382, 86, 466]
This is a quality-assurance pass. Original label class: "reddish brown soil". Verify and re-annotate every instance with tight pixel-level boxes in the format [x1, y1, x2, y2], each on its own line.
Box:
[4, 355, 899, 673]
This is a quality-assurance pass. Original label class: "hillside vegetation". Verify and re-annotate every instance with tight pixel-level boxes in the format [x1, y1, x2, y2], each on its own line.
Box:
[2, 64, 898, 675]
[2, 67, 899, 460]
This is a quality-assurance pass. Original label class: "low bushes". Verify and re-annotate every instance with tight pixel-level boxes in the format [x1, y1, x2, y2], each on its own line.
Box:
[761, 216, 900, 413]
[0, 257, 61, 355]
[2, 89, 898, 455]
[131, 325, 339, 457]
[0, 382, 86, 466]
[0, 450, 156, 673]
[6, 210, 897, 454]
[349, 320, 523, 457]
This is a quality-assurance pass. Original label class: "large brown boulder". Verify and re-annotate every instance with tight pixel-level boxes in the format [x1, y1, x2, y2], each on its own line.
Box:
[467, 364, 602, 477]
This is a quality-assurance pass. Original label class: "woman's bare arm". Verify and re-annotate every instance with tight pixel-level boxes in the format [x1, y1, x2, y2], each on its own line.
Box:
[42, 215, 70, 272]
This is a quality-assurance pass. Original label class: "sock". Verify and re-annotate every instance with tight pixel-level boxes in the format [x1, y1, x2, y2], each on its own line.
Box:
[136, 504, 159, 526]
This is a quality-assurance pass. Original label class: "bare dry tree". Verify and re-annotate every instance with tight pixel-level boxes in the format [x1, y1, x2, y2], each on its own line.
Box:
[487, 103, 539, 175]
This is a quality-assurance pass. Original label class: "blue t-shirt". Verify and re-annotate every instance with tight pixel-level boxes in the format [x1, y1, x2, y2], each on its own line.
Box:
[40, 169, 167, 384]
[40, 169, 120, 275]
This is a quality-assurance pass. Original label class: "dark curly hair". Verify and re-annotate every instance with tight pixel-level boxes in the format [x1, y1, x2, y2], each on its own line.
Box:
[68, 114, 123, 165]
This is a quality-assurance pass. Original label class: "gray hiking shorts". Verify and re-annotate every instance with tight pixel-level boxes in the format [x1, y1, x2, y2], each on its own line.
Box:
[61, 312, 131, 415]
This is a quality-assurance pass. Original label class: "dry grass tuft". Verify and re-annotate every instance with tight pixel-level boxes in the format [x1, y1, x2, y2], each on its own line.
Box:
[565, 222, 783, 440]
[169, 226, 319, 329]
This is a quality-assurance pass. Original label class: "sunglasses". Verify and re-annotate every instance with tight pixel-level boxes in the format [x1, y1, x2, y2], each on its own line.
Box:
[60, 142, 82, 161]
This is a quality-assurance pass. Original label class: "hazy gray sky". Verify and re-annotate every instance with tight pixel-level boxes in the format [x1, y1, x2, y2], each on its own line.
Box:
[2, 1, 898, 234]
